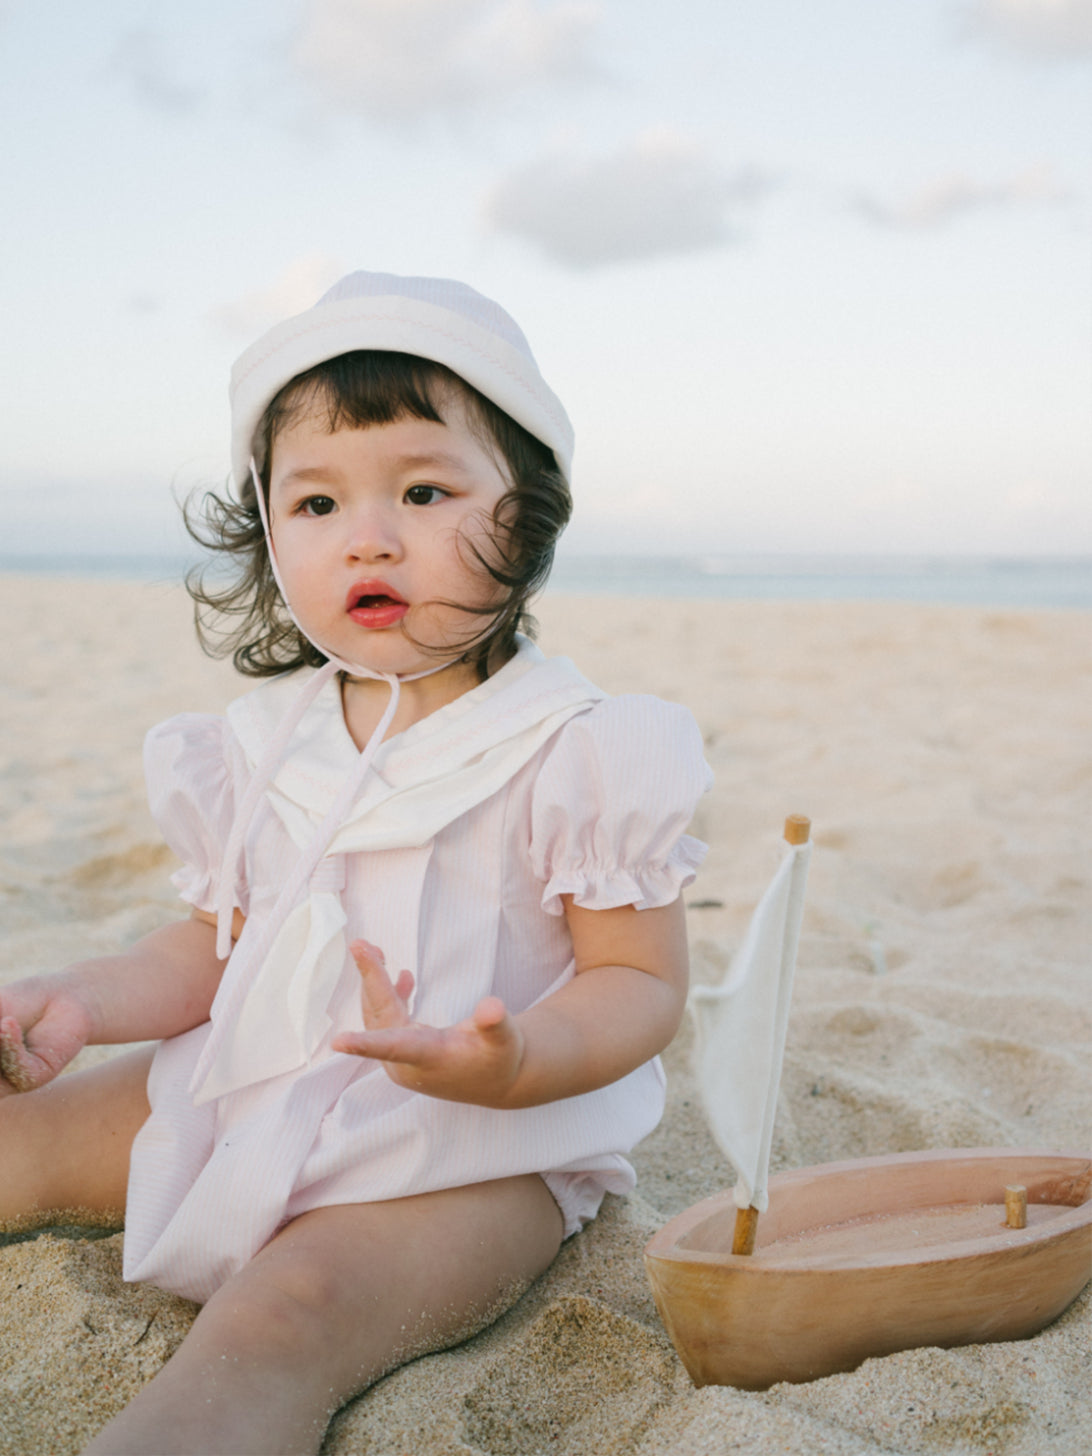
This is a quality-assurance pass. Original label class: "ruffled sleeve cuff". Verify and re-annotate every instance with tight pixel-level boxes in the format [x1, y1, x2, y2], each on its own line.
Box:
[539, 832, 708, 916]
[531, 696, 713, 916]
[144, 714, 243, 915]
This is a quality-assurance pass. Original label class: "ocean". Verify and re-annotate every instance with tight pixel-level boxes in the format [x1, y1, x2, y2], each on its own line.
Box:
[1, 553, 1090, 609]
[545, 554, 1092, 609]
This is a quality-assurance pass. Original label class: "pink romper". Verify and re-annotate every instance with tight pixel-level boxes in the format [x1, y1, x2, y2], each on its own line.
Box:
[122, 642, 710, 1303]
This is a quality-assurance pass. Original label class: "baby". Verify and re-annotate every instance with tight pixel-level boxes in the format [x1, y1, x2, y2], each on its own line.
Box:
[0, 271, 710, 1455]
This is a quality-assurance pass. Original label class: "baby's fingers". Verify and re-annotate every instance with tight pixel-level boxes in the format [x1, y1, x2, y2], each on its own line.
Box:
[349, 940, 414, 1027]
[472, 996, 511, 1035]
[0, 1019, 34, 1093]
[393, 968, 415, 1002]
[0, 1016, 65, 1094]
[331, 1022, 440, 1070]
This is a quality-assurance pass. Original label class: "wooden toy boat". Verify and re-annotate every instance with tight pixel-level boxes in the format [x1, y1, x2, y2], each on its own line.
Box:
[644, 1147, 1092, 1389]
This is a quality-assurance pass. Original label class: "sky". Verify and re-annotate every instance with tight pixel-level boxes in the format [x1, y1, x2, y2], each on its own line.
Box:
[1, 0, 1089, 559]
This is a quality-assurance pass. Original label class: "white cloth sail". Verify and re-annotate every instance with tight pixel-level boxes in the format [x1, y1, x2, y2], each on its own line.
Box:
[688, 829, 812, 1212]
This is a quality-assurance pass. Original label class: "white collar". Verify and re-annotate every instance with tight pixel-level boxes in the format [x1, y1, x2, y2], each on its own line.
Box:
[227, 637, 601, 821]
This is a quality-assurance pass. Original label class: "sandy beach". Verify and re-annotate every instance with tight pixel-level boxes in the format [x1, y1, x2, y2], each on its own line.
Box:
[1, 574, 1089, 1456]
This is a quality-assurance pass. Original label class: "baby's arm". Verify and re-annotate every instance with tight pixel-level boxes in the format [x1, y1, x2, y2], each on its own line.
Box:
[0, 909, 239, 1094]
[332, 896, 689, 1109]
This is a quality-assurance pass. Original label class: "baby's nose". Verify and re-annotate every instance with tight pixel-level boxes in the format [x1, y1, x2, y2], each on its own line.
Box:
[347, 507, 402, 560]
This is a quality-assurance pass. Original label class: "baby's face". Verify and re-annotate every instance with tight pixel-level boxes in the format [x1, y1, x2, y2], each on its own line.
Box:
[266, 394, 510, 679]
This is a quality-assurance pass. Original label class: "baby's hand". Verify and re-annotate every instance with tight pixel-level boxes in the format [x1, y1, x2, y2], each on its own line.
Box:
[0, 978, 92, 1095]
[331, 941, 524, 1107]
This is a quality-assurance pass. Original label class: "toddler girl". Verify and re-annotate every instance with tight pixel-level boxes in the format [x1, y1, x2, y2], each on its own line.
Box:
[0, 271, 710, 1455]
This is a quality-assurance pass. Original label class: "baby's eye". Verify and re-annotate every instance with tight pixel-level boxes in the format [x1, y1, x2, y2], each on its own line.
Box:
[405, 484, 448, 506]
[298, 495, 336, 516]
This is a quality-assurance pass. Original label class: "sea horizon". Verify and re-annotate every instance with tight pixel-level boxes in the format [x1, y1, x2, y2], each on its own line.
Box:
[1, 551, 1090, 610]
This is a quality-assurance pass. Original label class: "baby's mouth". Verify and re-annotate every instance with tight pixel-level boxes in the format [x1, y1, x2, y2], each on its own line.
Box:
[346, 581, 408, 611]
[346, 581, 410, 627]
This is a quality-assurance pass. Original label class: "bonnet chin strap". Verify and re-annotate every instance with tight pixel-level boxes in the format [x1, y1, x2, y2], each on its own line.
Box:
[212, 460, 454, 959]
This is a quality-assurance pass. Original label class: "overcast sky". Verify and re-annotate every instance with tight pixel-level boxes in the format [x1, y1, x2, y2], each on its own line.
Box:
[1, 0, 1089, 559]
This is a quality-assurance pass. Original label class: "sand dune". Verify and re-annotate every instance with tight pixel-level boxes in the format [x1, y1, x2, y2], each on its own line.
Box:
[2, 577, 1089, 1455]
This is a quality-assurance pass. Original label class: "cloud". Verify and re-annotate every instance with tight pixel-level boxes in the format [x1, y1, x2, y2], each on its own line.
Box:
[212, 254, 345, 335]
[854, 165, 1067, 228]
[293, 0, 600, 122]
[964, 0, 1092, 58]
[109, 28, 205, 113]
[482, 131, 776, 268]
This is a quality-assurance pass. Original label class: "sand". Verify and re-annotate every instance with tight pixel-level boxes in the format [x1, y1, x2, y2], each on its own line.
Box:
[1, 575, 1089, 1455]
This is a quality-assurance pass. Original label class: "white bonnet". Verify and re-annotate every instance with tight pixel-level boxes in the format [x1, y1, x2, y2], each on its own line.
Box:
[229, 270, 574, 488]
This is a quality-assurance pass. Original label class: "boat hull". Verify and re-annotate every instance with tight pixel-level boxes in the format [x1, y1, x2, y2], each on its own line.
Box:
[643, 1148, 1092, 1390]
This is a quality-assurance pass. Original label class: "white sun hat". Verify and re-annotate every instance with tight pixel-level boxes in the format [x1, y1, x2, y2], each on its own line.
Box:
[229, 270, 574, 489]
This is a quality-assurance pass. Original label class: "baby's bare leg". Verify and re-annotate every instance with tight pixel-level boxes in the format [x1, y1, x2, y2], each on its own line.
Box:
[86, 1173, 564, 1456]
[0, 1047, 152, 1226]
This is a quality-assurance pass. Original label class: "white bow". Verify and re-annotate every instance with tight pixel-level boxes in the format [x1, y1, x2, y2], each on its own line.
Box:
[189, 642, 604, 1104]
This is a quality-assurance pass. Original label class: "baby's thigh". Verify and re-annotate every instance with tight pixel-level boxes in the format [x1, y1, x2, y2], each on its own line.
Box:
[206, 1174, 565, 1395]
[84, 1179, 564, 1456]
[0, 1047, 153, 1224]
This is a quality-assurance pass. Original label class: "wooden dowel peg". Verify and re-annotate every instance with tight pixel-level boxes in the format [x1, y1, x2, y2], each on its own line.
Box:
[784, 815, 811, 846]
[732, 1205, 760, 1256]
[1004, 1185, 1028, 1229]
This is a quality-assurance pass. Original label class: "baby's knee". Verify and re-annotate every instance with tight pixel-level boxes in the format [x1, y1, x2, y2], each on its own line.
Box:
[202, 1252, 351, 1361]
[192, 1252, 382, 1409]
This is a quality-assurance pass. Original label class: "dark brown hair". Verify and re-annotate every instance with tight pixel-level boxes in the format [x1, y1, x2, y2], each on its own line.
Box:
[185, 351, 571, 678]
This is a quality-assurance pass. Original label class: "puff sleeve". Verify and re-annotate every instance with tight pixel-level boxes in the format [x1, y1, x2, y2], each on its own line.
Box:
[144, 714, 243, 915]
[530, 695, 713, 915]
